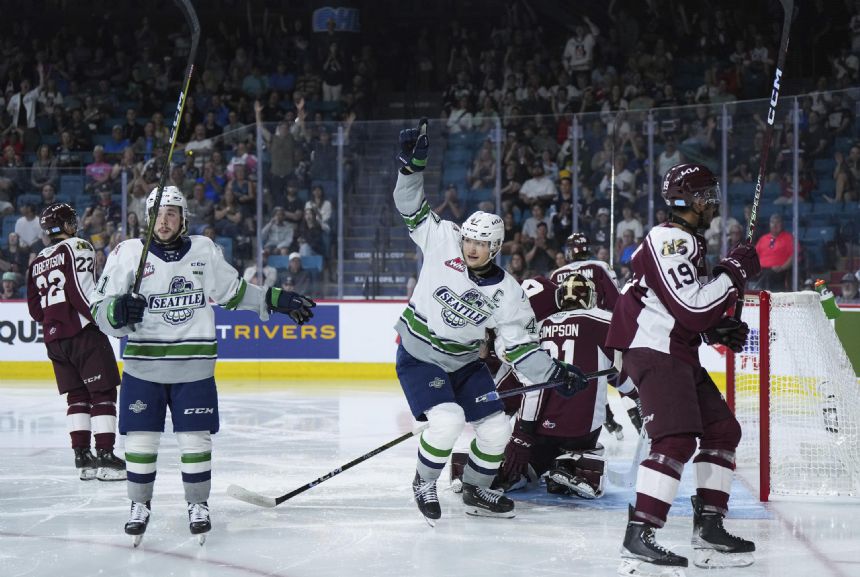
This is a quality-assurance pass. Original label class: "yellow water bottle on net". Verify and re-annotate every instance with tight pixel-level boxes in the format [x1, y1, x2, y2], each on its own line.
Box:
[814, 279, 842, 320]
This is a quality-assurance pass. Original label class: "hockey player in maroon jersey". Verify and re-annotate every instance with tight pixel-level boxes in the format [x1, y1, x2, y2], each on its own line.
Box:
[26, 203, 125, 482]
[550, 232, 627, 440]
[494, 274, 640, 498]
[606, 164, 759, 575]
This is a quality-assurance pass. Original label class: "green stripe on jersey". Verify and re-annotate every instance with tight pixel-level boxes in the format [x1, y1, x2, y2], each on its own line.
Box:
[124, 342, 217, 358]
[401, 308, 480, 355]
[401, 200, 431, 231]
[181, 452, 212, 464]
[222, 278, 247, 310]
[506, 342, 539, 363]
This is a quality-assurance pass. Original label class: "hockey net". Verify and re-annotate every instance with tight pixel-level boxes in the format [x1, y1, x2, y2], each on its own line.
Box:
[727, 291, 860, 500]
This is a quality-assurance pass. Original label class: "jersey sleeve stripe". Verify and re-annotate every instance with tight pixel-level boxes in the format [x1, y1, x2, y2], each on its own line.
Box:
[400, 199, 431, 231]
[645, 235, 732, 313]
[505, 342, 540, 363]
[222, 278, 247, 310]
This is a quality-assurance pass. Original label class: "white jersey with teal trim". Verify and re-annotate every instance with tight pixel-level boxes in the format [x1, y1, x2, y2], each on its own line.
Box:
[393, 172, 557, 385]
[90, 235, 269, 384]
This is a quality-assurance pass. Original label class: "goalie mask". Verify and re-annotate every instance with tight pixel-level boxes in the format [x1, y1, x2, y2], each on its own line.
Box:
[460, 211, 504, 267]
[661, 163, 720, 209]
[557, 273, 596, 311]
[564, 232, 592, 262]
[146, 185, 188, 244]
[40, 202, 78, 237]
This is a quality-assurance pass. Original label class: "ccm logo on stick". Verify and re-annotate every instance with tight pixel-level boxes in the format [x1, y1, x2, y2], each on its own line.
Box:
[184, 408, 214, 415]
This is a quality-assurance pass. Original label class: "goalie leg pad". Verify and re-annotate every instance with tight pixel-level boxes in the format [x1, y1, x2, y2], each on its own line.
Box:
[548, 450, 606, 499]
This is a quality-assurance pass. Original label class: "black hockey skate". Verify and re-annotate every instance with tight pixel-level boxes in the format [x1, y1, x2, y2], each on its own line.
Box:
[462, 482, 515, 518]
[412, 472, 441, 526]
[124, 501, 151, 548]
[188, 501, 211, 545]
[74, 448, 98, 481]
[619, 506, 687, 577]
[96, 449, 127, 481]
[691, 496, 755, 568]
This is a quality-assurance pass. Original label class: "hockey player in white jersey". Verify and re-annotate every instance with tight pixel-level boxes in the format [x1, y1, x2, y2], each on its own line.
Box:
[90, 186, 315, 546]
[393, 119, 588, 524]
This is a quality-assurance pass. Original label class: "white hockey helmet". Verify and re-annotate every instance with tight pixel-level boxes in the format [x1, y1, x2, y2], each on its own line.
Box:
[146, 185, 188, 241]
[460, 211, 504, 264]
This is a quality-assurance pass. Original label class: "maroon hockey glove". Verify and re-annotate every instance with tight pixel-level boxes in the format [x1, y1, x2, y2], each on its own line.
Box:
[714, 243, 760, 290]
[702, 317, 750, 353]
[500, 420, 536, 482]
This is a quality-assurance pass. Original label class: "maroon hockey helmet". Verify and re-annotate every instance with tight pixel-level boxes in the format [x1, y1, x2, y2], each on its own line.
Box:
[564, 232, 592, 262]
[40, 202, 78, 236]
[661, 163, 720, 209]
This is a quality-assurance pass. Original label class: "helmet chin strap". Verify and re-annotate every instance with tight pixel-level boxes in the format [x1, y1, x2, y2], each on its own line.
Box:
[669, 203, 709, 232]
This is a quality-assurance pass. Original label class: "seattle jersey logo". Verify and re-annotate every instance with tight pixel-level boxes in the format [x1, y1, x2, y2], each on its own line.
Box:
[433, 286, 492, 328]
[148, 275, 206, 325]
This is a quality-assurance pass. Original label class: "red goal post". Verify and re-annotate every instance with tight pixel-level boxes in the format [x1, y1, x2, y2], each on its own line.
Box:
[726, 291, 860, 502]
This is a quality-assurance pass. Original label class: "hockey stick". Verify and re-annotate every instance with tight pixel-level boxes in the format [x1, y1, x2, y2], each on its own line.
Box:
[475, 366, 619, 403]
[734, 0, 793, 320]
[227, 423, 429, 508]
[606, 415, 652, 489]
[132, 0, 201, 294]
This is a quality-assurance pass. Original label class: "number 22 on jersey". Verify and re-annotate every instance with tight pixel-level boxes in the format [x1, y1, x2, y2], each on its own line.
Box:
[35, 269, 67, 308]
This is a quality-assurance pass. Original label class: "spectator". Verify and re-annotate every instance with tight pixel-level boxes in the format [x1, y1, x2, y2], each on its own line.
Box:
[322, 42, 345, 102]
[85, 146, 113, 192]
[186, 183, 214, 234]
[281, 180, 305, 234]
[590, 207, 612, 249]
[256, 101, 302, 198]
[754, 213, 794, 291]
[296, 206, 325, 257]
[89, 184, 122, 226]
[67, 108, 93, 150]
[306, 185, 333, 232]
[525, 222, 556, 276]
[14, 204, 42, 248]
[185, 123, 214, 168]
[562, 17, 599, 75]
[242, 250, 278, 289]
[196, 161, 226, 203]
[104, 125, 131, 159]
[54, 131, 80, 169]
[283, 252, 312, 294]
[125, 211, 142, 239]
[551, 200, 574, 241]
[705, 213, 741, 255]
[0, 271, 20, 300]
[30, 144, 58, 190]
[226, 141, 258, 179]
[468, 146, 496, 190]
[522, 203, 554, 245]
[500, 211, 522, 256]
[828, 147, 860, 203]
[212, 188, 243, 238]
[505, 251, 527, 284]
[433, 184, 464, 223]
[599, 154, 636, 203]
[122, 108, 144, 143]
[615, 204, 644, 244]
[519, 162, 557, 207]
[6, 63, 45, 139]
[295, 62, 323, 102]
[618, 229, 637, 265]
[657, 138, 684, 179]
[836, 273, 860, 304]
[0, 145, 25, 200]
[222, 110, 250, 149]
[1, 232, 30, 273]
[262, 206, 295, 252]
[446, 95, 473, 134]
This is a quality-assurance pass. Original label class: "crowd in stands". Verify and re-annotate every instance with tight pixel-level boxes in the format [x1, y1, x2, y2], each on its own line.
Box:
[0, 4, 381, 298]
[432, 1, 860, 298]
[1, 2, 860, 302]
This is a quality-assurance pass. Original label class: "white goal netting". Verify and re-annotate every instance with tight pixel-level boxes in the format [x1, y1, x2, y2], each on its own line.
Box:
[731, 291, 860, 498]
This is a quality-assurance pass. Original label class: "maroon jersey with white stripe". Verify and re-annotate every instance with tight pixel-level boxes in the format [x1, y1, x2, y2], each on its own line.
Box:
[501, 308, 635, 438]
[606, 223, 737, 367]
[550, 259, 620, 311]
[520, 276, 561, 321]
[27, 237, 97, 343]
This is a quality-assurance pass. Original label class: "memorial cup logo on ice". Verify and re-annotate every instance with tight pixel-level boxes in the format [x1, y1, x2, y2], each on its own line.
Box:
[148, 276, 205, 325]
[433, 286, 491, 328]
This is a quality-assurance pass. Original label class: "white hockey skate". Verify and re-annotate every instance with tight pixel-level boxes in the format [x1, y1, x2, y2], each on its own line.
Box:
[125, 501, 151, 547]
[188, 501, 211, 545]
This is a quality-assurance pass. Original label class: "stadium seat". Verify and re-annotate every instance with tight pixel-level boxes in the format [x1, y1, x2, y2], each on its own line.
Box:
[267, 255, 291, 270]
[800, 226, 836, 243]
[301, 255, 323, 272]
[59, 174, 85, 197]
[16, 193, 41, 208]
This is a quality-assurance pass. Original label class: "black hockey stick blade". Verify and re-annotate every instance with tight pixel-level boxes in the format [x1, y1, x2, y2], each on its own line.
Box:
[475, 366, 619, 403]
[132, 0, 201, 295]
[227, 424, 429, 508]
